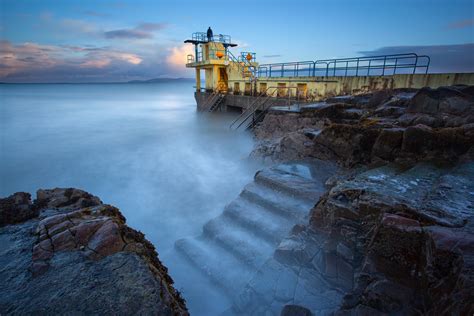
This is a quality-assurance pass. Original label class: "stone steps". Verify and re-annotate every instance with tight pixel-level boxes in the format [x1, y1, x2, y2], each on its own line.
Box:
[174, 236, 254, 293]
[174, 160, 338, 305]
[203, 215, 276, 268]
[240, 182, 313, 221]
[222, 198, 296, 244]
[254, 163, 335, 202]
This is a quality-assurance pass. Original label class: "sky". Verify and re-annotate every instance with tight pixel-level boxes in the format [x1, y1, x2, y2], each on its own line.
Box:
[0, 0, 473, 82]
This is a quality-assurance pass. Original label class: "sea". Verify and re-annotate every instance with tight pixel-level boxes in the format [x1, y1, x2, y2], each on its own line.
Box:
[0, 81, 262, 315]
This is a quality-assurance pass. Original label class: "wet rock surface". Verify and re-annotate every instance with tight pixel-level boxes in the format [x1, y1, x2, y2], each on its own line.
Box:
[174, 160, 339, 314]
[0, 192, 38, 226]
[236, 85, 474, 315]
[253, 85, 474, 166]
[0, 188, 188, 315]
[232, 161, 474, 315]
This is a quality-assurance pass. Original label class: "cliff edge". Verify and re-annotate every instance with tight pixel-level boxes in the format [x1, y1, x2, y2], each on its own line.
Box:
[0, 188, 188, 315]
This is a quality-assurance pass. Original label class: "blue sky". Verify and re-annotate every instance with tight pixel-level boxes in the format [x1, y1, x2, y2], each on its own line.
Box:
[0, 0, 473, 82]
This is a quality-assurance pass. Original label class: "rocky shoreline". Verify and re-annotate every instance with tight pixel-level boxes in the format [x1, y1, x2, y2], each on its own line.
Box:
[0, 188, 188, 315]
[1, 85, 473, 315]
[239, 85, 474, 315]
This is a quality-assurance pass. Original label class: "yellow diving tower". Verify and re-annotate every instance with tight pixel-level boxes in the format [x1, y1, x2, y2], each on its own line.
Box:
[184, 30, 258, 111]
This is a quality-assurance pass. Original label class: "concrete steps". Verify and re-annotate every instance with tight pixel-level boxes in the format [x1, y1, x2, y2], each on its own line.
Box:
[174, 160, 338, 302]
[175, 237, 254, 293]
[241, 182, 313, 220]
[203, 215, 275, 268]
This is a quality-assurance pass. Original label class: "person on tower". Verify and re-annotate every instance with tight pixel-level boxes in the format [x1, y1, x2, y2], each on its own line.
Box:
[207, 27, 213, 42]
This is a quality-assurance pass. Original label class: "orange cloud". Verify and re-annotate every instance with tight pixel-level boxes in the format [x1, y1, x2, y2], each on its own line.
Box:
[80, 59, 111, 68]
[166, 44, 194, 68]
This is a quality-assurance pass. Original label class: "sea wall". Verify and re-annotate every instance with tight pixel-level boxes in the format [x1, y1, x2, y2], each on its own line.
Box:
[197, 73, 474, 111]
[251, 72, 474, 100]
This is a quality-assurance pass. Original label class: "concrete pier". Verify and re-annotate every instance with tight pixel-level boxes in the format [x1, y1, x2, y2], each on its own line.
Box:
[197, 72, 474, 111]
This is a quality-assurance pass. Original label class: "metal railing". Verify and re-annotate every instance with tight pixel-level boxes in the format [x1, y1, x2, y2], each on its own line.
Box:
[258, 61, 314, 78]
[229, 87, 299, 130]
[228, 50, 257, 81]
[239, 52, 256, 62]
[257, 53, 430, 78]
[191, 32, 232, 44]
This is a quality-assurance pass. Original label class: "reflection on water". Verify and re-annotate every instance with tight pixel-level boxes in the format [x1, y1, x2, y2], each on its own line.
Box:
[0, 82, 262, 315]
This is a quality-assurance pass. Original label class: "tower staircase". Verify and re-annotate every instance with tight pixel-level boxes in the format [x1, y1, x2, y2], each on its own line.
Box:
[229, 87, 298, 130]
[202, 92, 226, 112]
[227, 51, 257, 83]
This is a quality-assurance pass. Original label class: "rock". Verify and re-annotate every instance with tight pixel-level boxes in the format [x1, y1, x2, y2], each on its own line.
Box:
[0, 188, 188, 315]
[408, 86, 474, 115]
[401, 124, 434, 155]
[371, 128, 404, 160]
[280, 304, 313, 316]
[253, 86, 473, 166]
[87, 219, 125, 257]
[0, 192, 38, 226]
[35, 187, 102, 210]
[314, 161, 474, 314]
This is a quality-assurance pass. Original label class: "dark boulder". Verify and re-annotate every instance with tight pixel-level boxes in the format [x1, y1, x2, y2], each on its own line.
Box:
[281, 304, 313, 316]
[0, 192, 38, 226]
[408, 86, 473, 115]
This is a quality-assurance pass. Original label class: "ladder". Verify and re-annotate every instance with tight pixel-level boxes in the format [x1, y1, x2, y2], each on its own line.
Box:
[229, 92, 272, 130]
[202, 92, 225, 112]
[229, 86, 299, 130]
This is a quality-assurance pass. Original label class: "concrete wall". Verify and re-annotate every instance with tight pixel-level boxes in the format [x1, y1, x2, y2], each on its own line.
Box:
[228, 73, 474, 101]
[195, 92, 310, 112]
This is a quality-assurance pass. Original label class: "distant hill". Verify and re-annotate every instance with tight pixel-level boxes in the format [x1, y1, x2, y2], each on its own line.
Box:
[127, 78, 194, 84]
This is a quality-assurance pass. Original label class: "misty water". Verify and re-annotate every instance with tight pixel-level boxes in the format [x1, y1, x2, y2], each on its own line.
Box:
[0, 82, 262, 315]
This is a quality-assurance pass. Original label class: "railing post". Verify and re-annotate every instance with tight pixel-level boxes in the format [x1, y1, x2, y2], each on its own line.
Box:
[393, 58, 398, 75]
[281, 64, 284, 77]
[413, 55, 418, 74]
[345, 61, 348, 77]
[356, 58, 359, 76]
[382, 56, 386, 76]
[368, 60, 371, 76]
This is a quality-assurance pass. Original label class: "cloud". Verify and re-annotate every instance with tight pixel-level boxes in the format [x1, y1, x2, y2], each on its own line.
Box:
[80, 59, 111, 68]
[166, 44, 194, 68]
[0, 40, 144, 81]
[61, 18, 99, 34]
[358, 43, 474, 73]
[137, 23, 167, 32]
[105, 23, 167, 39]
[262, 54, 281, 58]
[448, 19, 474, 29]
[83, 10, 109, 17]
[105, 29, 152, 39]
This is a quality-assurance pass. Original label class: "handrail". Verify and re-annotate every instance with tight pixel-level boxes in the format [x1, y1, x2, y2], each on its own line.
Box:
[257, 53, 430, 78]
[229, 86, 298, 130]
[191, 32, 232, 44]
[228, 50, 257, 81]
[201, 92, 220, 110]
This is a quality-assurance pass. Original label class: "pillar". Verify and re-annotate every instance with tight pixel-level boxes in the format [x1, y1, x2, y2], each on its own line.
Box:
[212, 65, 219, 92]
[195, 68, 201, 92]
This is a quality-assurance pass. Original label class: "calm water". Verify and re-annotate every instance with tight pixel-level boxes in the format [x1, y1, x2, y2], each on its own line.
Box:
[0, 82, 261, 314]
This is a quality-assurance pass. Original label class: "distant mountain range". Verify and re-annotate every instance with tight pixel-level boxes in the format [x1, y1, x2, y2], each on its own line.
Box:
[0, 78, 195, 84]
[127, 78, 194, 83]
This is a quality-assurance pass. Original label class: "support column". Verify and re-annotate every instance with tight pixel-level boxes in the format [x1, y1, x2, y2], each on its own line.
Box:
[195, 68, 201, 92]
[212, 65, 219, 92]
